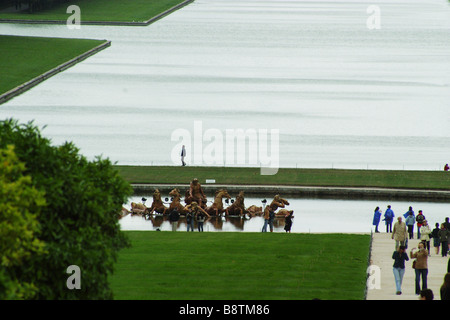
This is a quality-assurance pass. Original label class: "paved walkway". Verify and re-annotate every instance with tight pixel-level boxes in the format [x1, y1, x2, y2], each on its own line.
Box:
[366, 232, 449, 300]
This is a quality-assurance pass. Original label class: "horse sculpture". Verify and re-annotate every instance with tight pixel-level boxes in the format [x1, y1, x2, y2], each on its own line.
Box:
[169, 188, 189, 215]
[206, 189, 231, 216]
[225, 191, 247, 217]
[145, 189, 168, 217]
[263, 195, 290, 218]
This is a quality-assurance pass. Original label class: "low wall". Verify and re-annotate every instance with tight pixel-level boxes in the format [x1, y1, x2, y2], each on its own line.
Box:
[131, 183, 450, 202]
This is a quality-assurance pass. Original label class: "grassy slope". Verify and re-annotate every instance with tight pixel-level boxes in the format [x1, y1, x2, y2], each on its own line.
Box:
[115, 165, 450, 190]
[0, 0, 189, 22]
[109, 231, 371, 300]
[0, 35, 106, 95]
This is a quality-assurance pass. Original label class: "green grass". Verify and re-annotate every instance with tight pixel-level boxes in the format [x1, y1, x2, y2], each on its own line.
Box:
[0, 0, 189, 22]
[109, 231, 370, 300]
[0, 35, 106, 95]
[115, 165, 450, 191]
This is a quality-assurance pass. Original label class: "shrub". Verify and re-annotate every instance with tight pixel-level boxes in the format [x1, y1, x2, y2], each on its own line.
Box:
[0, 119, 132, 299]
[0, 145, 47, 299]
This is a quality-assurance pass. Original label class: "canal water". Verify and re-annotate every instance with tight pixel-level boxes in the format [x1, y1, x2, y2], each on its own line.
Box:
[120, 196, 450, 233]
[1, 0, 450, 170]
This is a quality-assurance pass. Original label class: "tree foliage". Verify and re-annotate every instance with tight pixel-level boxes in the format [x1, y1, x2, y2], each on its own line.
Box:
[0, 145, 47, 299]
[0, 119, 132, 299]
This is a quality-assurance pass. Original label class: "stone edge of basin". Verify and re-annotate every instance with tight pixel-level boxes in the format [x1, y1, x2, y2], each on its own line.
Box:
[0, 40, 111, 105]
[130, 183, 450, 202]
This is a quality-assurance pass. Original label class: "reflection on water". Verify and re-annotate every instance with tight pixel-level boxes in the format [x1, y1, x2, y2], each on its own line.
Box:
[120, 214, 287, 233]
[1, 0, 450, 170]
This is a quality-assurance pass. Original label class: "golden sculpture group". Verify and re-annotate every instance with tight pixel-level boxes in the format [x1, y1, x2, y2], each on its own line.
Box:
[125, 178, 293, 219]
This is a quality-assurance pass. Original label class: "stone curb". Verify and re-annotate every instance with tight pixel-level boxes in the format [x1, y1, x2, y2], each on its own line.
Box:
[130, 183, 450, 202]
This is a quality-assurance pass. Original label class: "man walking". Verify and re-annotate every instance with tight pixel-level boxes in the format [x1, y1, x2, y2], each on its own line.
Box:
[181, 145, 186, 166]
[384, 205, 395, 233]
[392, 217, 407, 250]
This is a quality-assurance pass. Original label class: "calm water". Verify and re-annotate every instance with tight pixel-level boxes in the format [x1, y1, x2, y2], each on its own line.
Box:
[121, 196, 450, 233]
[1, 0, 450, 170]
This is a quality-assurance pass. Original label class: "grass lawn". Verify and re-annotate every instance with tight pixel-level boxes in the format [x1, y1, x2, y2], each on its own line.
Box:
[0, 35, 107, 95]
[115, 165, 450, 191]
[109, 231, 370, 300]
[0, 0, 190, 23]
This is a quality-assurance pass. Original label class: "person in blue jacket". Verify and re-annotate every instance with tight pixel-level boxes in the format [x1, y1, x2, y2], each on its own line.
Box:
[405, 211, 416, 239]
[373, 206, 382, 233]
[384, 205, 395, 233]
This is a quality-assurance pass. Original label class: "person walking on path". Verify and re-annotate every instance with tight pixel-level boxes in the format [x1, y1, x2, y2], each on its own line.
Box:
[440, 273, 450, 300]
[384, 205, 394, 233]
[392, 245, 409, 295]
[169, 208, 180, 232]
[438, 224, 450, 257]
[392, 217, 407, 250]
[411, 242, 429, 295]
[420, 220, 431, 254]
[405, 211, 415, 240]
[181, 145, 186, 166]
[416, 210, 426, 239]
[373, 207, 382, 233]
[431, 223, 441, 255]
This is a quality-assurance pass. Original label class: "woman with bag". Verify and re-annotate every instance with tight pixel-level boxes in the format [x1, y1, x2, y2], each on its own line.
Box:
[411, 242, 429, 295]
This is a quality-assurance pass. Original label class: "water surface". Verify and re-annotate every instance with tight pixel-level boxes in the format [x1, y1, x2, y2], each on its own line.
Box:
[1, 0, 450, 170]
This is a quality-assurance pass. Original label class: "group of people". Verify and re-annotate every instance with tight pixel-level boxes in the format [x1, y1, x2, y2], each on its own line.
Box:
[373, 205, 450, 299]
[168, 201, 209, 232]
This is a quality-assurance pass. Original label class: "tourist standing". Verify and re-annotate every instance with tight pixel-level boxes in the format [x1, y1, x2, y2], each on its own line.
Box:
[392, 217, 407, 250]
[384, 205, 394, 233]
[440, 273, 450, 300]
[438, 224, 450, 257]
[392, 245, 409, 295]
[420, 220, 431, 254]
[411, 242, 428, 295]
[431, 223, 441, 255]
[186, 210, 194, 232]
[372, 207, 381, 233]
[169, 208, 180, 232]
[196, 211, 205, 232]
[416, 210, 426, 239]
[403, 206, 414, 219]
[284, 210, 294, 233]
[405, 211, 415, 239]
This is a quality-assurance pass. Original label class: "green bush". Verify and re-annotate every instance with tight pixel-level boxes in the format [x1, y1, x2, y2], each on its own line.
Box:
[0, 145, 47, 299]
[0, 119, 132, 299]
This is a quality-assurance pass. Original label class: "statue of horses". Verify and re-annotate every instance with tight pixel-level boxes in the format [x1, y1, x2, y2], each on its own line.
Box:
[206, 189, 231, 216]
[168, 188, 189, 214]
[225, 191, 247, 217]
[130, 202, 147, 215]
[246, 205, 263, 217]
[263, 195, 290, 218]
[276, 209, 294, 217]
[145, 189, 168, 216]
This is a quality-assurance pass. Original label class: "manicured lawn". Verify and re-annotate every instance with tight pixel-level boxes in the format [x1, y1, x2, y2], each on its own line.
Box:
[0, 35, 107, 95]
[109, 231, 370, 300]
[115, 165, 450, 190]
[0, 0, 190, 23]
